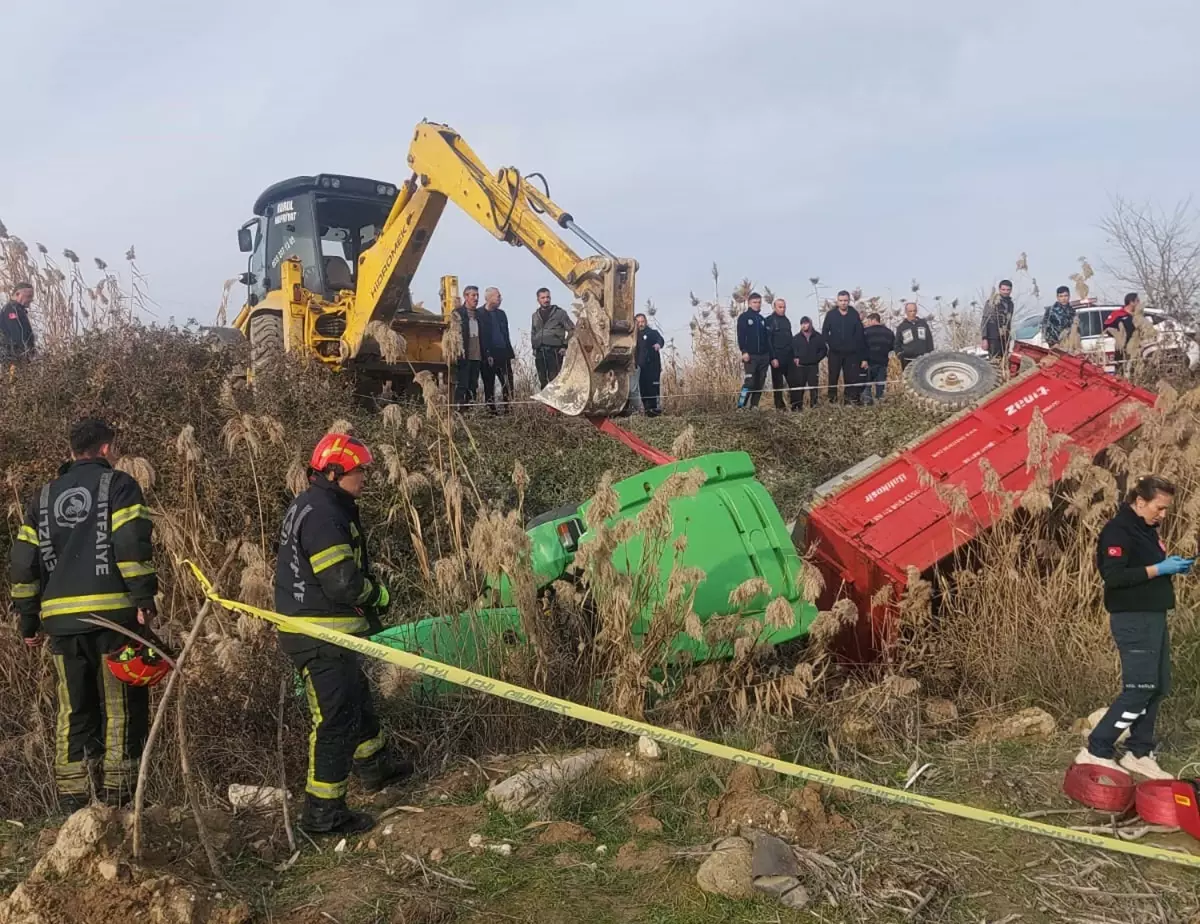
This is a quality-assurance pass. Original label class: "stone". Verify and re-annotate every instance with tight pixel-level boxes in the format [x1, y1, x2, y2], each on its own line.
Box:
[695, 836, 755, 900]
[629, 813, 663, 834]
[485, 750, 610, 814]
[780, 884, 811, 909]
[636, 736, 662, 761]
[971, 707, 1056, 743]
[536, 822, 595, 845]
[96, 859, 123, 882]
[923, 698, 959, 725]
[753, 875, 801, 898]
[749, 832, 799, 879]
[613, 840, 672, 872]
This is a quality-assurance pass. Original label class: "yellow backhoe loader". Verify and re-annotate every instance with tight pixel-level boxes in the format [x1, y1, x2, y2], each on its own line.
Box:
[229, 122, 637, 415]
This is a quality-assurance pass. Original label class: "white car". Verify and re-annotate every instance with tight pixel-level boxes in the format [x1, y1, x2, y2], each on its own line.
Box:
[971, 300, 1200, 373]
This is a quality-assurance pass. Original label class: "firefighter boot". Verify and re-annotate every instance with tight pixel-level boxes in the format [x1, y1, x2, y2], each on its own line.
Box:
[355, 751, 415, 794]
[299, 795, 376, 836]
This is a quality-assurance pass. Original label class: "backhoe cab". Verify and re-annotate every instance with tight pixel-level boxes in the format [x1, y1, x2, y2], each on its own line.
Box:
[230, 122, 638, 415]
[233, 174, 450, 395]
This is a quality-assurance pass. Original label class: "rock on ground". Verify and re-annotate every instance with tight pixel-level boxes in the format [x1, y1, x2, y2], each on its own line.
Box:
[613, 840, 673, 872]
[485, 750, 609, 813]
[695, 836, 755, 900]
[535, 822, 595, 846]
[972, 707, 1056, 742]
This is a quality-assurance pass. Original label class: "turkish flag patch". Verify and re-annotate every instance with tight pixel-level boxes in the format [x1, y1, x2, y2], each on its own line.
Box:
[1107, 546, 1123, 557]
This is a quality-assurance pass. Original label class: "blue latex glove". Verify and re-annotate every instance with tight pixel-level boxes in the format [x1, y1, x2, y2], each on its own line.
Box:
[1157, 556, 1195, 577]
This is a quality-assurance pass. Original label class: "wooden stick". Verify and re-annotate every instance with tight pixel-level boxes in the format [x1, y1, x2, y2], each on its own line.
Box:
[177, 682, 222, 880]
[278, 674, 297, 854]
[132, 548, 237, 859]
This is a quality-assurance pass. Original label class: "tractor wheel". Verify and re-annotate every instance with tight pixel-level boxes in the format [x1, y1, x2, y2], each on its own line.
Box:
[249, 313, 284, 377]
[904, 351, 1000, 412]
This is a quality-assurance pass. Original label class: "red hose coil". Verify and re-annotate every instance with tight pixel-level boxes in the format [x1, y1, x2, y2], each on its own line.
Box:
[1135, 780, 1181, 826]
[1062, 763, 1136, 813]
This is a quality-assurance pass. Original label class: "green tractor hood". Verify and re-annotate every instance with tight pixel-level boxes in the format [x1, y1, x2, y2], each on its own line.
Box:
[372, 451, 816, 680]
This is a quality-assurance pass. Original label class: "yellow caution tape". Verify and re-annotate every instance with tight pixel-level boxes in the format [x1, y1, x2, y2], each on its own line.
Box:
[185, 562, 1200, 870]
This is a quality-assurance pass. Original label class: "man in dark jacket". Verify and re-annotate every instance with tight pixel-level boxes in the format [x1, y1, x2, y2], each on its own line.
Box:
[862, 312, 894, 403]
[1042, 286, 1076, 349]
[894, 301, 934, 369]
[480, 287, 514, 414]
[763, 298, 794, 410]
[980, 280, 1014, 358]
[9, 418, 157, 810]
[1104, 293, 1139, 372]
[451, 286, 483, 408]
[821, 291, 867, 404]
[1078, 476, 1191, 781]
[736, 292, 770, 409]
[634, 313, 665, 416]
[276, 433, 412, 835]
[531, 288, 575, 388]
[1, 282, 36, 362]
[789, 316, 827, 410]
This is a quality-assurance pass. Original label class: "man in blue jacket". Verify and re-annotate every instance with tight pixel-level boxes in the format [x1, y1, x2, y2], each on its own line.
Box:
[736, 292, 770, 408]
[821, 291, 867, 404]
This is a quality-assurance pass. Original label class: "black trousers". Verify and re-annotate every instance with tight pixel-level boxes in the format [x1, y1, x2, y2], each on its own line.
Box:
[788, 363, 820, 409]
[827, 351, 862, 403]
[51, 630, 149, 796]
[454, 359, 481, 407]
[769, 356, 793, 409]
[639, 365, 662, 416]
[481, 357, 513, 413]
[1088, 612, 1171, 759]
[289, 642, 385, 801]
[739, 354, 770, 408]
[535, 347, 563, 389]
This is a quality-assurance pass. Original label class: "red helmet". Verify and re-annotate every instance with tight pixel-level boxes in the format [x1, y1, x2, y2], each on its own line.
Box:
[106, 643, 171, 687]
[309, 434, 373, 476]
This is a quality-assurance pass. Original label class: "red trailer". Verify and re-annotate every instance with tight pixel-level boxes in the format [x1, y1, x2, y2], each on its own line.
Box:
[802, 346, 1158, 656]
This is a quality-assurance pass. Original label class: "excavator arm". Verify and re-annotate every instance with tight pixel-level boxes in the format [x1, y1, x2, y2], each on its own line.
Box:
[345, 121, 638, 416]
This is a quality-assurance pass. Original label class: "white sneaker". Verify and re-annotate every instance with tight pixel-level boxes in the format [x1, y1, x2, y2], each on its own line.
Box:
[1074, 747, 1121, 772]
[1119, 753, 1174, 780]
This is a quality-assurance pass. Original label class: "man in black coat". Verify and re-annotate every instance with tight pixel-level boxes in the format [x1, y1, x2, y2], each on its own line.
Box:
[821, 291, 867, 404]
[763, 298, 794, 410]
[634, 313, 665, 416]
[894, 301, 934, 369]
[451, 286, 483, 408]
[862, 312, 895, 403]
[789, 316, 827, 410]
[1, 282, 36, 363]
[480, 287, 514, 414]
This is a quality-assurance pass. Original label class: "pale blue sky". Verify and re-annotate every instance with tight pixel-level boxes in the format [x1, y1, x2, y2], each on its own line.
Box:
[3, 0, 1197, 346]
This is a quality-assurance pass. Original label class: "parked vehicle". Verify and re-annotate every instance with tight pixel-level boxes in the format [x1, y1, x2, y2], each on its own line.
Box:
[969, 299, 1199, 373]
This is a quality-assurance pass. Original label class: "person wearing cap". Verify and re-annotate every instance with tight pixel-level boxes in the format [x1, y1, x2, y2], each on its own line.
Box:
[1, 281, 36, 363]
[1076, 475, 1191, 781]
[789, 316, 827, 410]
[275, 434, 413, 835]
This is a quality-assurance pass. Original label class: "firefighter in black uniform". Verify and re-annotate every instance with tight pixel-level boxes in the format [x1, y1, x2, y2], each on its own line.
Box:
[9, 418, 159, 810]
[276, 433, 412, 835]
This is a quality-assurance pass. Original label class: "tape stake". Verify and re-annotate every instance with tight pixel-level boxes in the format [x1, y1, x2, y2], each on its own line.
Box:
[183, 562, 1200, 871]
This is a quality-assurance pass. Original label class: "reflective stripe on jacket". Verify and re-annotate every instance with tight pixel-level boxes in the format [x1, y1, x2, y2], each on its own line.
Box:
[8, 459, 156, 638]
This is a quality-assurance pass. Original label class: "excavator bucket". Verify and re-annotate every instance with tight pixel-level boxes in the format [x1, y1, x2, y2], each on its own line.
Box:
[533, 262, 637, 416]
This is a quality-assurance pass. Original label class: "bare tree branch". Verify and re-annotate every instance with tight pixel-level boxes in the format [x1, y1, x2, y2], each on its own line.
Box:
[1099, 195, 1200, 321]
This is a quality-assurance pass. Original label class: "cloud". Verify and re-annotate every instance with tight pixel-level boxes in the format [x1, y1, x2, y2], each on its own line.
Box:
[2, 0, 1196, 345]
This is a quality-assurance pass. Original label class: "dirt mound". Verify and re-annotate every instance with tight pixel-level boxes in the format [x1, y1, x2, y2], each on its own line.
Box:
[706, 765, 848, 847]
[0, 806, 248, 924]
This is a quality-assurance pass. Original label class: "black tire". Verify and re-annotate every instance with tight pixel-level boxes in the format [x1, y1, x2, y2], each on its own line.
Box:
[904, 351, 1000, 412]
[249, 313, 284, 377]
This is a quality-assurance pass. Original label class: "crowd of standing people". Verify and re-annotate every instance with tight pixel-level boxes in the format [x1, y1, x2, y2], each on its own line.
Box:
[736, 291, 936, 409]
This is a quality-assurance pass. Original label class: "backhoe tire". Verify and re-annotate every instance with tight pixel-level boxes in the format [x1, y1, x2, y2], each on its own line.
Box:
[249, 313, 284, 378]
[903, 350, 1000, 413]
